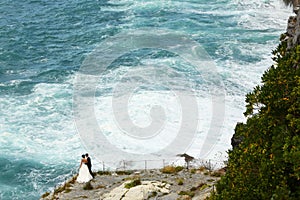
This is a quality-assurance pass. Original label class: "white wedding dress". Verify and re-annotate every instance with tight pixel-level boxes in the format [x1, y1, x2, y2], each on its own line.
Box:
[77, 163, 93, 183]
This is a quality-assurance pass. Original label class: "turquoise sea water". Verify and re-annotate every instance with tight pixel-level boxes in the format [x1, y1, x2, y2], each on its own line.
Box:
[0, 0, 292, 199]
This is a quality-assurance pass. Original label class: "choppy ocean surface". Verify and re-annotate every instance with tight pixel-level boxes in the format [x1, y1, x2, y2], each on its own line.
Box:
[0, 0, 292, 199]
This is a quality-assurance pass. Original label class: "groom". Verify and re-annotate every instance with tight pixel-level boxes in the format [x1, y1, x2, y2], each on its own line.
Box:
[85, 153, 94, 178]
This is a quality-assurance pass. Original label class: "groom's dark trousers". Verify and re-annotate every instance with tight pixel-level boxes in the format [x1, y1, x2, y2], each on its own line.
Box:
[86, 157, 94, 178]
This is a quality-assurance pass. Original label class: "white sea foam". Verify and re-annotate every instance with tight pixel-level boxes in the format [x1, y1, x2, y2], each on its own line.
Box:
[0, 80, 82, 163]
[1, 0, 292, 165]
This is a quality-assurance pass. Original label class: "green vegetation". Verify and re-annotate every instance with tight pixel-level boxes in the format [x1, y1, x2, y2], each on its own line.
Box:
[199, 184, 209, 191]
[124, 178, 142, 189]
[64, 188, 72, 193]
[54, 185, 65, 194]
[123, 175, 141, 181]
[95, 184, 106, 189]
[68, 175, 77, 184]
[116, 170, 134, 175]
[203, 171, 209, 176]
[41, 175, 77, 199]
[175, 166, 185, 172]
[178, 190, 195, 198]
[83, 181, 94, 190]
[190, 183, 209, 191]
[77, 195, 88, 198]
[211, 36, 300, 199]
[97, 171, 112, 175]
[177, 178, 184, 185]
[210, 171, 222, 177]
[160, 165, 184, 174]
[41, 192, 50, 198]
[148, 191, 158, 198]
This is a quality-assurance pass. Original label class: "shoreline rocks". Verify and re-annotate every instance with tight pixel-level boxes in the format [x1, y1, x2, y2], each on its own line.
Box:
[40, 167, 222, 200]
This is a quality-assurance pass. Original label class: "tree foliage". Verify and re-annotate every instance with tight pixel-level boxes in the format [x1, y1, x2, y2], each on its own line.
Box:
[211, 37, 300, 199]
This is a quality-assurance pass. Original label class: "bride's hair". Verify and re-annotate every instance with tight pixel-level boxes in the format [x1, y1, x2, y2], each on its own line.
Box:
[81, 154, 85, 158]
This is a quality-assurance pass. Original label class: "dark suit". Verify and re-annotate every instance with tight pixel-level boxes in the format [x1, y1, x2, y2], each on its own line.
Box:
[85, 156, 94, 178]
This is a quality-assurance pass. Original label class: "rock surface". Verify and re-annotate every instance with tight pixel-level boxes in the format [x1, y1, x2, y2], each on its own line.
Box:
[103, 180, 170, 200]
[283, 3, 300, 49]
[40, 168, 221, 200]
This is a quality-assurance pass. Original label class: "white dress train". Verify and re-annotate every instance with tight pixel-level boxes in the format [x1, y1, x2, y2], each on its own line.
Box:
[76, 164, 93, 183]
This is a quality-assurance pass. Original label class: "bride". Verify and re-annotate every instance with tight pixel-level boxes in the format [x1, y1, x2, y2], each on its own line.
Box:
[76, 154, 93, 183]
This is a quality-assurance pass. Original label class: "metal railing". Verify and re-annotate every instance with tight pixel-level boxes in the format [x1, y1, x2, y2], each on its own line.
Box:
[92, 157, 225, 172]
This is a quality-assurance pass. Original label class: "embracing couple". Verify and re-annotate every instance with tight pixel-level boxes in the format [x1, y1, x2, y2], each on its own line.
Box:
[76, 153, 95, 183]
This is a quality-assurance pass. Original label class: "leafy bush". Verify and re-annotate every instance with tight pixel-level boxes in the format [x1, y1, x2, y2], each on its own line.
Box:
[211, 33, 300, 199]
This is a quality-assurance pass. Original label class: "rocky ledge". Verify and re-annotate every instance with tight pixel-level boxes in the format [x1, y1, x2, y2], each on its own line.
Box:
[40, 166, 225, 200]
